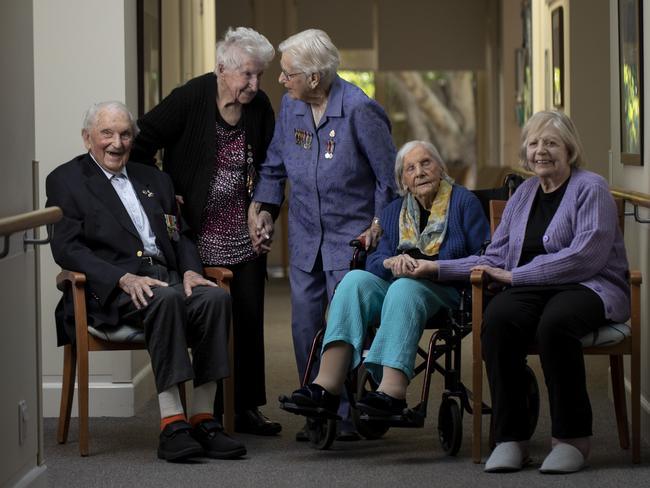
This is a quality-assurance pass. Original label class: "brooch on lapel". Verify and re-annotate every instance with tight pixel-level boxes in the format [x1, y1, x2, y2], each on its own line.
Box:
[164, 214, 180, 241]
[142, 188, 155, 198]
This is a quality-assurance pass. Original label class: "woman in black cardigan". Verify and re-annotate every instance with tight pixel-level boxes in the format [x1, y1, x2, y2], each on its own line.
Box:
[130, 27, 280, 436]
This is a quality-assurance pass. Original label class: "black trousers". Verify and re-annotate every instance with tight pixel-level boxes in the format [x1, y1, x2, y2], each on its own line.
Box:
[211, 254, 268, 413]
[119, 262, 231, 393]
[481, 284, 606, 441]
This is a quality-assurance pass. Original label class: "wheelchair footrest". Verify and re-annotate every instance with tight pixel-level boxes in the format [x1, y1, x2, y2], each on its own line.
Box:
[358, 407, 425, 428]
[279, 397, 341, 420]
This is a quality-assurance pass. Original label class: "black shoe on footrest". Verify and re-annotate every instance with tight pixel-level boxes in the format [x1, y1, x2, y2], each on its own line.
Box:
[291, 383, 341, 413]
[357, 391, 407, 416]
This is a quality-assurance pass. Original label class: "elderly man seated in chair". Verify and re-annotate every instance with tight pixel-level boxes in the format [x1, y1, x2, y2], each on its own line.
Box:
[46, 101, 245, 462]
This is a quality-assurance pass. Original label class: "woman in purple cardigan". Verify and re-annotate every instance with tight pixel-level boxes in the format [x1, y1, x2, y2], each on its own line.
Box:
[411, 111, 629, 473]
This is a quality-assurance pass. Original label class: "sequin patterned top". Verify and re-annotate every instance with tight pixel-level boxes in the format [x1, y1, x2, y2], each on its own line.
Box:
[197, 113, 257, 265]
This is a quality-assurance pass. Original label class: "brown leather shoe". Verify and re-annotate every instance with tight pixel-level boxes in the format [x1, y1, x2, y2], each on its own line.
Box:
[235, 408, 282, 436]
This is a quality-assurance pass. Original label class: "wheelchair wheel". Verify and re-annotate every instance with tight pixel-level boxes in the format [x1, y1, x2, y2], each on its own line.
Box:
[438, 397, 462, 456]
[524, 365, 540, 438]
[351, 366, 390, 440]
[307, 417, 337, 450]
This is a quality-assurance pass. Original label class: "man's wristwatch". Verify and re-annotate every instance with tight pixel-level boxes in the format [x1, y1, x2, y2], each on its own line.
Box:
[372, 217, 380, 226]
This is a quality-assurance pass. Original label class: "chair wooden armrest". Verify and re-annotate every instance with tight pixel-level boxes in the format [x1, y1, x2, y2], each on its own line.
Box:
[202, 265, 235, 433]
[203, 266, 233, 288]
[56, 270, 86, 291]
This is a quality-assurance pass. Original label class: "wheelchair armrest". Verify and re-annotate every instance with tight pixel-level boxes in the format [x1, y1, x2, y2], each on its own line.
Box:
[349, 237, 366, 249]
[348, 238, 367, 271]
[56, 270, 87, 291]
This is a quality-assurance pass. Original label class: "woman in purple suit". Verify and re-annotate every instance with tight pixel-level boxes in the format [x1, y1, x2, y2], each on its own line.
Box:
[248, 29, 398, 439]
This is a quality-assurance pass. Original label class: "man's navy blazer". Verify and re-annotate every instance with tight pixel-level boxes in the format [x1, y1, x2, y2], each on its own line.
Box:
[46, 153, 203, 346]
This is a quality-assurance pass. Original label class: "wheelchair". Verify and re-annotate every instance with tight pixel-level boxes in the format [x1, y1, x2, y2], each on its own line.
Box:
[279, 175, 540, 454]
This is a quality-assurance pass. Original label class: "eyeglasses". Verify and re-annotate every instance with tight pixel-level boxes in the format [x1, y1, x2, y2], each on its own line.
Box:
[280, 69, 304, 80]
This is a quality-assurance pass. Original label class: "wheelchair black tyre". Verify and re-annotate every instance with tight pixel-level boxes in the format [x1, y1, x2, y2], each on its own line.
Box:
[438, 398, 462, 456]
[307, 417, 337, 450]
[351, 366, 390, 440]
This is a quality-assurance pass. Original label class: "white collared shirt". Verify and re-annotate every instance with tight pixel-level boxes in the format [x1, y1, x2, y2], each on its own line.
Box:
[90, 154, 160, 256]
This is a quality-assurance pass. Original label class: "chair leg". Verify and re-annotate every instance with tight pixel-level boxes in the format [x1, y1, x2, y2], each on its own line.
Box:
[57, 344, 76, 444]
[77, 338, 90, 456]
[609, 355, 630, 450]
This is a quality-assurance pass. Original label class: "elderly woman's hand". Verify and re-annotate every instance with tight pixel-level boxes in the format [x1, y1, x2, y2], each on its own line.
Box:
[471, 265, 513, 285]
[383, 254, 420, 277]
[248, 202, 274, 254]
[356, 218, 382, 250]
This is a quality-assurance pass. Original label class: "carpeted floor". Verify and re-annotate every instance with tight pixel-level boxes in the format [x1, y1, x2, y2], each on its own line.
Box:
[43, 278, 649, 487]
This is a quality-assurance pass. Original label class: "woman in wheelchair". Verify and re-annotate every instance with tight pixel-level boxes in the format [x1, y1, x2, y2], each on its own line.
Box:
[286, 140, 489, 420]
[416, 111, 630, 473]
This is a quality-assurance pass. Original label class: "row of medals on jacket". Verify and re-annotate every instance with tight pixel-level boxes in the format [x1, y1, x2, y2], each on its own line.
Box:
[294, 129, 336, 159]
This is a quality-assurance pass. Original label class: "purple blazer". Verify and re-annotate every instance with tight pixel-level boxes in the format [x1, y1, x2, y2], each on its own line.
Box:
[253, 75, 398, 272]
[438, 168, 630, 323]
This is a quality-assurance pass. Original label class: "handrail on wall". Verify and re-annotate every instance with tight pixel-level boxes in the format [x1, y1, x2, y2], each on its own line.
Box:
[0, 207, 62, 259]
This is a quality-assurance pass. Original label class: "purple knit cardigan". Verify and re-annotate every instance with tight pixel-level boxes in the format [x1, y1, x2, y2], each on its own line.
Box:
[438, 168, 631, 323]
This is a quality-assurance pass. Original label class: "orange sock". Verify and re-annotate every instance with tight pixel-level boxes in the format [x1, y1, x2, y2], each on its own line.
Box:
[189, 413, 213, 427]
[160, 414, 186, 431]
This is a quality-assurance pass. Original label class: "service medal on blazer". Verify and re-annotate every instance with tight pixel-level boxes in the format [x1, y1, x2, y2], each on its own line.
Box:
[164, 214, 180, 241]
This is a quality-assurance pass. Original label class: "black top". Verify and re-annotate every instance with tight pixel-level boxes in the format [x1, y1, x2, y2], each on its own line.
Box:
[130, 72, 275, 232]
[518, 177, 570, 266]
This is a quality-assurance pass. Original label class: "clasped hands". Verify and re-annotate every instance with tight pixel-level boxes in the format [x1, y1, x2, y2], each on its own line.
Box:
[382, 256, 512, 285]
[248, 202, 274, 254]
[118, 270, 217, 309]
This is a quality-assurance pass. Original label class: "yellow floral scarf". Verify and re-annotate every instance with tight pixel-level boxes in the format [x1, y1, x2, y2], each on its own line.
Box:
[397, 178, 453, 256]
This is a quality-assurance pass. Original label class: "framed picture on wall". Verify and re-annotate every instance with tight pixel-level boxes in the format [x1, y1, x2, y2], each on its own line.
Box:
[551, 7, 564, 109]
[618, 0, 643, 165]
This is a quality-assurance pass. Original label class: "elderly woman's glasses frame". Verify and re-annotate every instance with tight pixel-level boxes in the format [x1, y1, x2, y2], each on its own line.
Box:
[281, 70, 304, 80]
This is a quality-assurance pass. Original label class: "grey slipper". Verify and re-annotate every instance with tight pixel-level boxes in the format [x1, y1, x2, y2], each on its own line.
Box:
[484, 441, 531, 473]
[539, 443, 586, 474]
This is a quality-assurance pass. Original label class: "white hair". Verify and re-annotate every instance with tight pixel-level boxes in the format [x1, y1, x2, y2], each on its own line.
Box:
[279, 29, 340, 87]
[215, 27, 275, 71]
[82, 101, 139, 137]
[394, 140, 448, 196]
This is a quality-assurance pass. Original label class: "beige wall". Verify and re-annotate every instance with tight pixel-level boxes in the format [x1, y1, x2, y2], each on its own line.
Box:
[500, 0, 525, 168]
[0, 1, 46, 485]
[569, 0, 610, 177]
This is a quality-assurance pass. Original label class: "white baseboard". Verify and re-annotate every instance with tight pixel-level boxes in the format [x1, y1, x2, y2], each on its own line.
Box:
[42, 366, 155, 418]
[11, 465, 47, 488]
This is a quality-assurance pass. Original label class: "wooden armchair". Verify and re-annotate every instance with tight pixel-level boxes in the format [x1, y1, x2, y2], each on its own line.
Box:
[469, 199, 641, 464]
[56, 266, 235, 456]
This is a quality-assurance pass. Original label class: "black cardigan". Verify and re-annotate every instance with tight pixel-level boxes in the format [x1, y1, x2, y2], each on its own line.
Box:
[130, 72, 276, 232]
